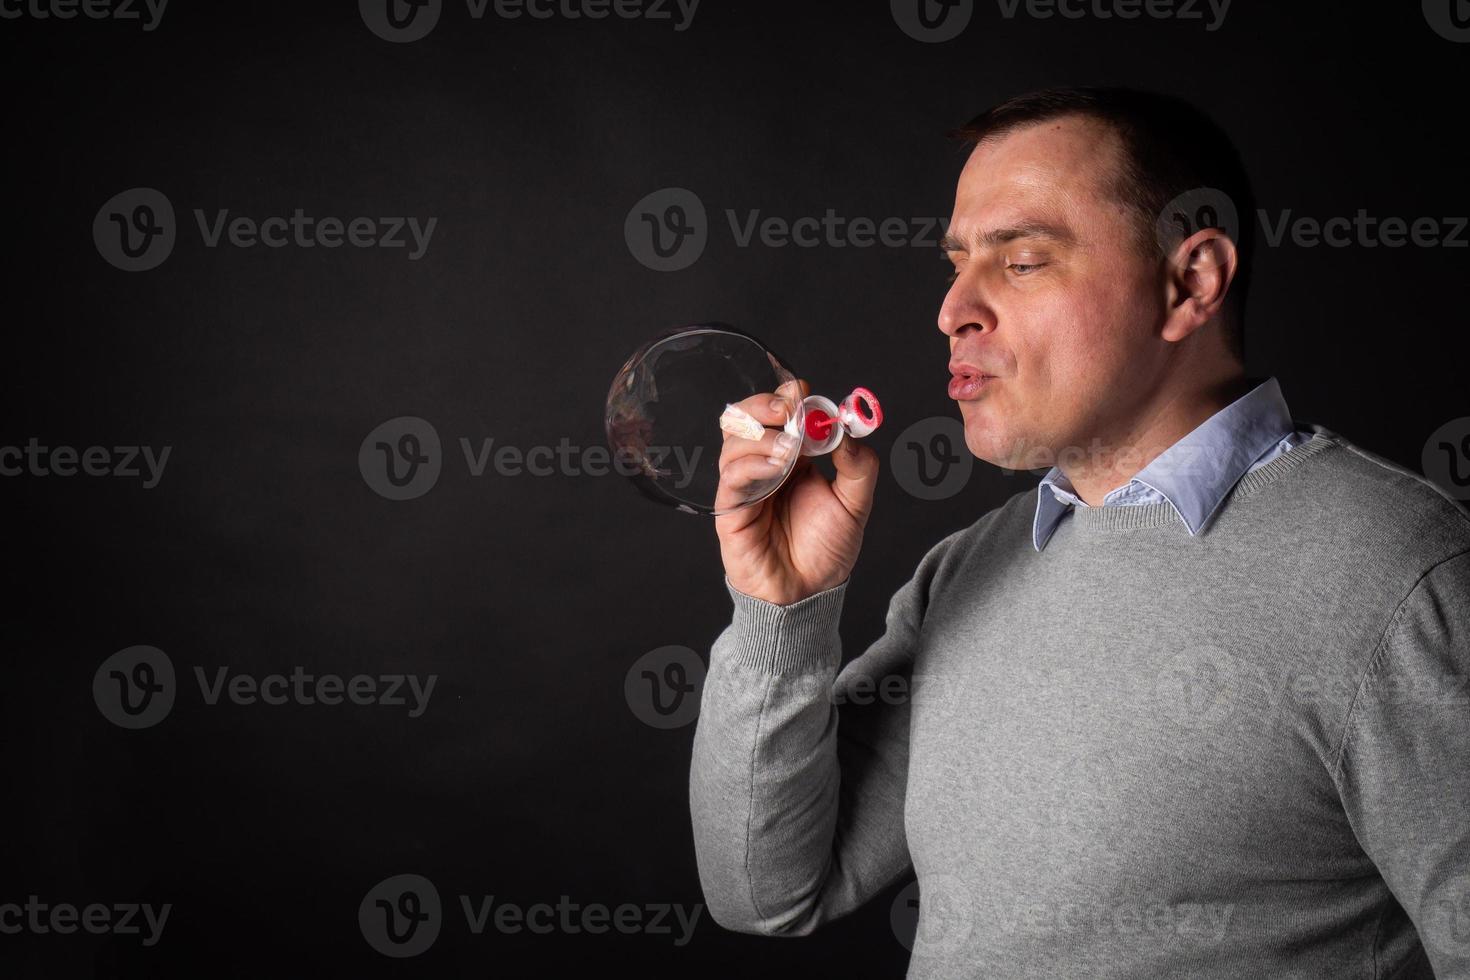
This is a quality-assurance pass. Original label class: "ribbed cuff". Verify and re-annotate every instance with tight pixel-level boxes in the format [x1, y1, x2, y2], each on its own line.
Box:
[723, 575, 848, 674]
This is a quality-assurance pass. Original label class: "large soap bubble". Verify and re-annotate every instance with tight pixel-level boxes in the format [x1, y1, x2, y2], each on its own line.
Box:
[605, 324, 882, 516]
[605, 325, 805, 515]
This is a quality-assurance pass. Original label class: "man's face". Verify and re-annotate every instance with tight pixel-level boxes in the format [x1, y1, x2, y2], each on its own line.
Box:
[940, 116, 1169, 470]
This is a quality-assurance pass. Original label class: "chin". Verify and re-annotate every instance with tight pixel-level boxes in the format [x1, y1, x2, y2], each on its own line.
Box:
[959, 413, 1008, 467]
[962, 412, 1043, 473]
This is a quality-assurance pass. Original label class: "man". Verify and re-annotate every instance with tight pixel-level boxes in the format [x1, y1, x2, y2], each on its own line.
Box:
[690, 87, 1470, 978]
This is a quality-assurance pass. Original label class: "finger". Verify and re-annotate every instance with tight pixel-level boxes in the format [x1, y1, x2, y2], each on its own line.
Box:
[777, 377, 811, 402]
[721, 387, 796, 434]
[714, 451, 794, 513]
[828, 435, 880, 523]
[720, 426, 800, 469]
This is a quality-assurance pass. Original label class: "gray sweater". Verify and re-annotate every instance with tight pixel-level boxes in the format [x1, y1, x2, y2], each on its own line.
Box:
[689, 426, 1470, 979]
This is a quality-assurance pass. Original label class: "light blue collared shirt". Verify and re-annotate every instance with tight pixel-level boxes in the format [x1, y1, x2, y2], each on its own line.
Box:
[1032, 376, 1311, 551]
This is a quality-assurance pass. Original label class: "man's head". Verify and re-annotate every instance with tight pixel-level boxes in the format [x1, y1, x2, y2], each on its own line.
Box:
[940, 86, 1256, 471]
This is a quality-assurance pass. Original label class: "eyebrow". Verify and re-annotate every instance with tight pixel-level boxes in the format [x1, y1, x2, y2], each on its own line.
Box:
[939, 221, 1076, 252]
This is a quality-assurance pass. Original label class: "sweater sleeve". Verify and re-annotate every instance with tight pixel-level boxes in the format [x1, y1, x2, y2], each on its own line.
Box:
[1333, 549, 1470, 978]
[688, 531, 962, 936]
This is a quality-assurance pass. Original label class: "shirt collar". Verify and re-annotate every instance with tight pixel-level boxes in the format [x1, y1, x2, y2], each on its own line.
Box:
[1031, 376, 1298, 551]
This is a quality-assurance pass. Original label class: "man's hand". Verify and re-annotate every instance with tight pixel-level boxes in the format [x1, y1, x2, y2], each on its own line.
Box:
[714, 379, 880, 606]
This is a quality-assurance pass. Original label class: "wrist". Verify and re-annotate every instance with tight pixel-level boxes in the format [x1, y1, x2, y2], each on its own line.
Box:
[722, 575, 849, 673]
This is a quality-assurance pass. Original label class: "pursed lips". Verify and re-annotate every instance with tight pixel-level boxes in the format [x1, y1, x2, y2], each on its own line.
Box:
[948, 360, 997, 401]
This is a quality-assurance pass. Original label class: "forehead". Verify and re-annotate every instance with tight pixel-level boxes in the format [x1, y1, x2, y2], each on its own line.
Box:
[953, 116, 1127, 237]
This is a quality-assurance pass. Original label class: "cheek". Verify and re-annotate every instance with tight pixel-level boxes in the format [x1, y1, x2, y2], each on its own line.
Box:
[1048, 268, 1153, 372]
[1008, 290, 1097, 392]
[1000, 277, 1146, 431]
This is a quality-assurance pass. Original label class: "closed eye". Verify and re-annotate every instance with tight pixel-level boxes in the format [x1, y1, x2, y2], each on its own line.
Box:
[943, 253, 961, 284]
[1006, 260, 1044, 275]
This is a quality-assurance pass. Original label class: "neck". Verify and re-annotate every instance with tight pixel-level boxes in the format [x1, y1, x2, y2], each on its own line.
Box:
[1061, 366, 1252, 506]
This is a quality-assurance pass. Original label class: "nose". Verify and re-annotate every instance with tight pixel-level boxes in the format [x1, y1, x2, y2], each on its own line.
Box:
[937, 272, 996, 339]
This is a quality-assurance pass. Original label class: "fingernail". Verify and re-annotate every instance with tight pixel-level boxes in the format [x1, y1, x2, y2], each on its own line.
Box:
[719, 403, 764, 441]
[774, 433, 799, 455]
[769, 398, 786, 415]
[765, 456, 784, 467]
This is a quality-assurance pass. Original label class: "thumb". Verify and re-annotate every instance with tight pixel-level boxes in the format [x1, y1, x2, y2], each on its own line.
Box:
[829, 435, 879, 521]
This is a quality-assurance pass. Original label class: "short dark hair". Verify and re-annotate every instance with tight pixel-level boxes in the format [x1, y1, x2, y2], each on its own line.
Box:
[952, 86, 1256, 363]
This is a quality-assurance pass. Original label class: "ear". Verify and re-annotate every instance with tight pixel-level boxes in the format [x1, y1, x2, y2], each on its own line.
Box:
[1160, 228, 1238, 343]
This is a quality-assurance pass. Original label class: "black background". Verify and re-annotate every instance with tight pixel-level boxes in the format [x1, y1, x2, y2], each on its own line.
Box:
[3, 1, 1467, 976]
